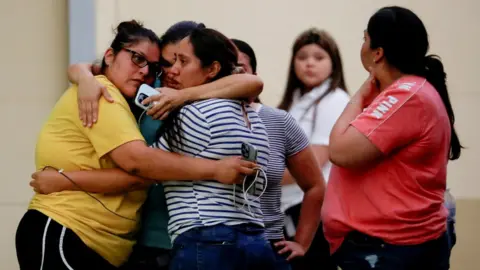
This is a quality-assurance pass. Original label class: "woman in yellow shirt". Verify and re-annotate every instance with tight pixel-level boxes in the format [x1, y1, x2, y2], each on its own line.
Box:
[15, 20, 256, 270]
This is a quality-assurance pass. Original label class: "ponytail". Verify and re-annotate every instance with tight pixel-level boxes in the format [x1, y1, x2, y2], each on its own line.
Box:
[424, 55, 463, 160]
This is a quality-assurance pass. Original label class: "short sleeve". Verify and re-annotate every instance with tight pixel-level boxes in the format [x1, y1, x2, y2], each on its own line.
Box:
[82, 86, 145, 158]
[310, 90, 350, 145]
[154, 104, 211, 157]
[350, 87, 424, 155]
[285, 112, 310, 157]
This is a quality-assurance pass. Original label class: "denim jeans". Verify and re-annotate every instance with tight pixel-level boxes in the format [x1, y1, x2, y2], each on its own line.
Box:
[269, 240, 292, 270]
[333, 231, 451, 270]
[169, 224, 276, 270]
[445, 189, 457, 250]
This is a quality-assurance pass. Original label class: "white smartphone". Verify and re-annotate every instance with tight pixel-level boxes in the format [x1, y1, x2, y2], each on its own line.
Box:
[135, 84, 161, 110]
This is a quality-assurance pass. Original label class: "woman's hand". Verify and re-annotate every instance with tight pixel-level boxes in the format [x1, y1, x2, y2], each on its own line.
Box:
[30, 170, 69, 194]
[77, 76, 114, 127]
[143, 88, 189, 120]
[274, 240, 307, 261]
[354, 67, 381, 108]
[212, 157, 257, 185]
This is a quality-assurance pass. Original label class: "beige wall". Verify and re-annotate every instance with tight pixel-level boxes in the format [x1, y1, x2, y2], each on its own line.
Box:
[1, 0, 478, 269]
[95, 0, 480, 197]
[0, 1, 68, 269]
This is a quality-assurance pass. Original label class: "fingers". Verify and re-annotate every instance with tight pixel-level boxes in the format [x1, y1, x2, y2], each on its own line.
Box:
[275, 242, 291, 255]
[239, 159, 256, 168]
[91, 100, 99, 124]
[149, 100, 171, 120]
[85, 102, 93, 128]
[159, 111, 170, 121]
[29, 180, 41, 194]
[142, 95, 161, 106]
[78, 100, 86, 126]
[286, 251, 300, 261]
[152, 103, 171, 120]
[237, 167, 255, 176]
[101, 86, 114, 103]
[145, 96, 174, 120]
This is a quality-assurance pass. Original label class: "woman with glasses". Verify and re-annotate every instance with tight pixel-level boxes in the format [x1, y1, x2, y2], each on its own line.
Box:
[16, 20, 258, 270]
[27, 21, 268, 270]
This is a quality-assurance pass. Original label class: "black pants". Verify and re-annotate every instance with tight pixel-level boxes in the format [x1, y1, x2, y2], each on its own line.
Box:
[16, 210, 117, 270]
[284, 203, 337, 270]
[333, 231, 451, 270]
[120, 244, 171, 270]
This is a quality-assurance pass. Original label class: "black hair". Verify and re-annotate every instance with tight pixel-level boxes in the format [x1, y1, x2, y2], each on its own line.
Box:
[368, 6, 462, 160]
[163, 27, 238, 149]
[160, 21, 206, 46]
[100, 20, 160, 73]
[231, 38, 261, 103]
[188, 28, 238, 81]
[231, 38, 257, 73]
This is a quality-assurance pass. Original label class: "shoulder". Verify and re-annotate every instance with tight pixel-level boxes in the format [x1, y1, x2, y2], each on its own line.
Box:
[363, 77, 428, 122]
[380, 76, 427, 107]
[94, 75, 128, 105]
[191, 99, 241, 112]
[259, 105, 288, 120]
[322, 88, 350, 105]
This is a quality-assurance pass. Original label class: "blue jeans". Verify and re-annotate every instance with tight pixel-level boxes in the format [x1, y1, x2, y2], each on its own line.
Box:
[169, 224, 276, 270]
[333, 231, 451, 270]
[269, 240, 292, 270]
[445, 189, 457, 251]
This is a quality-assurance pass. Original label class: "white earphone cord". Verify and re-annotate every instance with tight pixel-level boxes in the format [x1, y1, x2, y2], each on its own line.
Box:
[232, 167, 268, 217]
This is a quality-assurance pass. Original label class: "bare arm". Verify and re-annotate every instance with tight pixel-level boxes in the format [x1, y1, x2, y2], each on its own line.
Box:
[287, 146, 325, 250]
[67, 63, 97, 84]
[145, 74, 264, 120]
[183, 74, 263, 101]
[109, 140, 254, 183]
[329, 91, 382, 169]
[31, 168, 149, 194]
[31, 142, 255, 195]
[276, 146, 325, 260]
[281, 145, 329, 185]
[67, 62, 113, 127]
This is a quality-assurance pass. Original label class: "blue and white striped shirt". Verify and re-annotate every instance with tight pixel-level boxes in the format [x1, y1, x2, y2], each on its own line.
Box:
[257, 105, 310, 240]
[154, 99, 270, 240]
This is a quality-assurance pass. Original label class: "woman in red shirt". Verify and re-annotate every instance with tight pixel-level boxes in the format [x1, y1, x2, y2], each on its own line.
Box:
[322, 6, 462, 270]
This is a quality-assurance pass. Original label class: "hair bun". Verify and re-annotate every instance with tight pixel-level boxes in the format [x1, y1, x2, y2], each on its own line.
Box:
[115, 20, 144, 34]
[197, 23, 206, 29]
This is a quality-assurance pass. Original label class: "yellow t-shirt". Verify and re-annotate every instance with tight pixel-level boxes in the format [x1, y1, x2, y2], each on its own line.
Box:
[29, 75, 147, 267]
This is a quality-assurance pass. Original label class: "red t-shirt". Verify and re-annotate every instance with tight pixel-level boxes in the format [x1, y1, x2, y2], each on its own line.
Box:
[322, 75, 450, 254]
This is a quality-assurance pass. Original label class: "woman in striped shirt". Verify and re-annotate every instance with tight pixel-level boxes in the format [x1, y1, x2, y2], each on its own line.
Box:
[151, 27, 275, 270]
[31, 26, 276, 269]
[229, 38, 326, 270]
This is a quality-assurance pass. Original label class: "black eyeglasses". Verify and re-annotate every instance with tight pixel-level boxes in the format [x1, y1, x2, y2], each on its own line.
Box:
[123, 48, 162, 77]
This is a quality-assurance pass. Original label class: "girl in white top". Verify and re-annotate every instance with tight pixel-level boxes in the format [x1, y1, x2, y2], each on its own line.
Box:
[278, 28, 350, 270]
